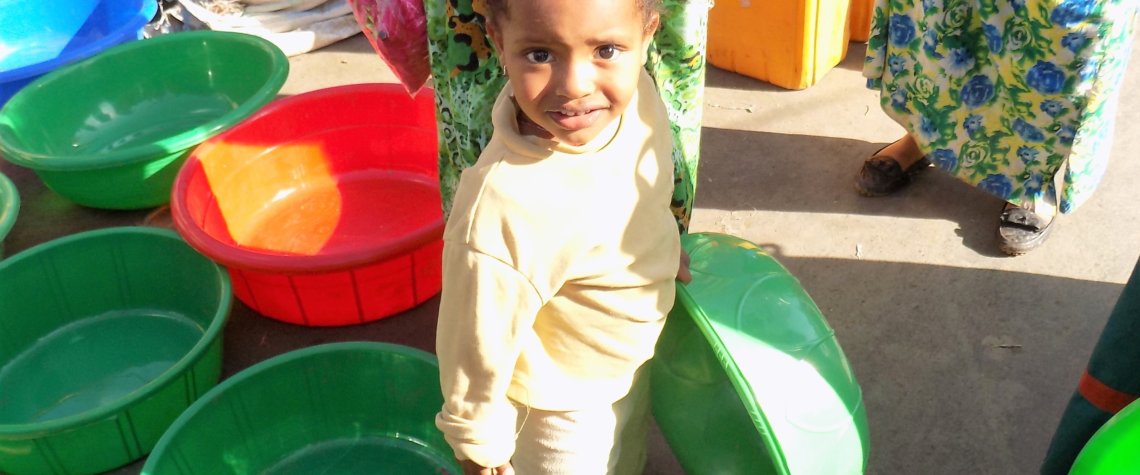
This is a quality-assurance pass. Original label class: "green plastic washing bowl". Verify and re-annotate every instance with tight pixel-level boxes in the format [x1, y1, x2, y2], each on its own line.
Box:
[652, 232, 870, 474]
[0, 227, 231, 474]
[1071, 398, 1140, 474]
[142, 342, 461, 475]
[0, 170, 17, 258]
[0, 31, 288, 210]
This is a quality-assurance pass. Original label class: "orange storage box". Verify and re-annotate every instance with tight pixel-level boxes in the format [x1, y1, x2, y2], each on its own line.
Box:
[849, 0, 875, 43]
[707, 0, 852, 90]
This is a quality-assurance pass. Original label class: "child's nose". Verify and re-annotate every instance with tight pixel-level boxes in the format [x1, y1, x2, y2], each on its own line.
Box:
[556, 61, 596, 99]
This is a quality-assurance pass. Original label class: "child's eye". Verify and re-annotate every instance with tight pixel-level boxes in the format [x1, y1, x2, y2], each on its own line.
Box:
[597, 45, 623, 60]
[525, 50, 553, 64]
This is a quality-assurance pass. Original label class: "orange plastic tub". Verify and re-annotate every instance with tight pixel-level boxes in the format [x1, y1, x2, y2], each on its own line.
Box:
[707, 0, 851, 90]
[171, 84, 442, 326]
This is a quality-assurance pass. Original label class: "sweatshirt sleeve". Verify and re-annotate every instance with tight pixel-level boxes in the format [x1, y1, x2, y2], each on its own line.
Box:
[435, 241, 545, 468]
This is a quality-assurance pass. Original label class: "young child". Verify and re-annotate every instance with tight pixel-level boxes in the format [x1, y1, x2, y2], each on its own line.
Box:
[434, 0, 683, 473]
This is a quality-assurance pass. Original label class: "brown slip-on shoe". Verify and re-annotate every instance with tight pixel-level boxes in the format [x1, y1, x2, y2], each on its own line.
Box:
[855, 143, 931, 197]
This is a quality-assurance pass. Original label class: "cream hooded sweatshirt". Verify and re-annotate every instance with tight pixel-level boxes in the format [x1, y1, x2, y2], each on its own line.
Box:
[435, 70, 679, 468]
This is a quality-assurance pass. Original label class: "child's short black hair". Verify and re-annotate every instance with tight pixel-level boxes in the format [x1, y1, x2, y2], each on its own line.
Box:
[485, 0, 664, 33]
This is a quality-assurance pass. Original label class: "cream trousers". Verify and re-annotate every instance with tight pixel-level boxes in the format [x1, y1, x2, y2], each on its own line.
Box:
[510, 366, 651, 475]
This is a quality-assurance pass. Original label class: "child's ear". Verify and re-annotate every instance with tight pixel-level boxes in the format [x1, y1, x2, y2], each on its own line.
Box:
[486, 20, 505, 57]
[640, 13, 660, 63]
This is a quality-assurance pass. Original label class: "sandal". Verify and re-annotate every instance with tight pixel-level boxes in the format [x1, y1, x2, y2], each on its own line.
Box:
[855, 143, 931, 197]
[998, 202, 1056, 256]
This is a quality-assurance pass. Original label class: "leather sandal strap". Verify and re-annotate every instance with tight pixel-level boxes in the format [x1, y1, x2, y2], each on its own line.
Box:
[1000, 206, 1048, 233]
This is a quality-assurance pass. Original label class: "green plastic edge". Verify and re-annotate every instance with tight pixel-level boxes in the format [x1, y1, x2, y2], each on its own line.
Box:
[673, 281, 793, 475]
[0, 226, 232, 436]
[1071, 398, 1140, 474]
[0, 171, 17, 249]
[141, 341, 441, 474]
[0, 31, 290, 171]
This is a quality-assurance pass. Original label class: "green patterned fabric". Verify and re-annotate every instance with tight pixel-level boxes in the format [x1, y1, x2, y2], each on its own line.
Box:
[425, 0, 709, 231]
[865, 0, 1136, 213]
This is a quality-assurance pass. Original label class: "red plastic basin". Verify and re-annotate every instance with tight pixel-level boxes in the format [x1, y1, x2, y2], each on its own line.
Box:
[170, 83, 442, 326]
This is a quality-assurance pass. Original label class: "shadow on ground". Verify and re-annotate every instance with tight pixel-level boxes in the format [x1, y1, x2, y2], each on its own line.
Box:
[695, 126, 1010, 257]
[769, 253, 1116, 474]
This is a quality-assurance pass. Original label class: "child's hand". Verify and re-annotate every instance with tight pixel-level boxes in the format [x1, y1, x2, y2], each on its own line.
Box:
[677, 249, 692, 284]
[461, 460, 514, 475]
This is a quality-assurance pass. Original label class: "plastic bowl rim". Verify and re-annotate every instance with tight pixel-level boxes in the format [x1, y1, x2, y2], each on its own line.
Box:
[671, 281, 791, 470]
[169, 83, 444, 274]
[0, 0, 158, 83]
[0, 31, 289, 171]
[142, 341, 438, 473]
[0, 171, 18, 244]
[677, 232, 870, 471]
[0, 226, 233, 436]
[672, 232, 799, 471]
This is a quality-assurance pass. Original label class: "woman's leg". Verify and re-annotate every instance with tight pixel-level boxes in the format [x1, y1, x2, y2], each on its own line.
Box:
[874, 133, 924, 170]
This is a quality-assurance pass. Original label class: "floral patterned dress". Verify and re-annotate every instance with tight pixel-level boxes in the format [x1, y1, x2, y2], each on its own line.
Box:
[425, 0, 710, 231]
[865, 0, 1137, 213]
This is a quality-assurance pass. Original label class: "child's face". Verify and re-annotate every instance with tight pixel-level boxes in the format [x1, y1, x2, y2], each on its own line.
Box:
[488, 0, 658, 146]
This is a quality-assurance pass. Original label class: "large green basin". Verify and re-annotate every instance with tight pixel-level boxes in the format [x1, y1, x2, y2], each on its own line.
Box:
[0, 227, 232, 474]
[0, 31, 288, 209]
[142, 342, 460, 475]
[653, 232, 870, 474]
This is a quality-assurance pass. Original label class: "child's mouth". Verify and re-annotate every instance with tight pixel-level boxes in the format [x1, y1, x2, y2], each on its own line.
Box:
[548, 108, 602, 131]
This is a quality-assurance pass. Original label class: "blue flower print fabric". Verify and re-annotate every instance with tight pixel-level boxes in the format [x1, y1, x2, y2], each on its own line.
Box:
[865, 0, 1137, 212]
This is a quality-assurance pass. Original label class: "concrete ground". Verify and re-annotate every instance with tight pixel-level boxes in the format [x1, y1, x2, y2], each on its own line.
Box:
[4, 29, 1139, 475]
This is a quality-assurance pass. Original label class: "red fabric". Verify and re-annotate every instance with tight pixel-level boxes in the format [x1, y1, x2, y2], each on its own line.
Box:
[1078, 369, 1140, 414]
[349, 0, 431, 96]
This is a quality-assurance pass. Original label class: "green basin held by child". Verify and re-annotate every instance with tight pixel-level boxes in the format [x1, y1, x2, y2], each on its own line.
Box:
[141, 342, 461, 475]
[653, 232, 870, 475]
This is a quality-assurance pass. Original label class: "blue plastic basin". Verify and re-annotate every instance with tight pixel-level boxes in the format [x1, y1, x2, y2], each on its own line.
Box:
[0, 0, 156, 106]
